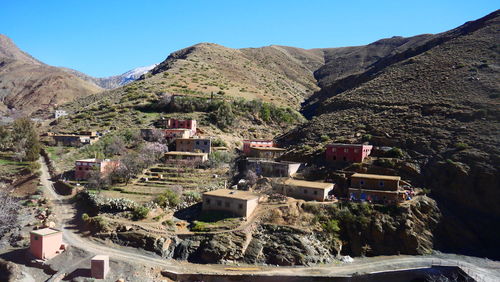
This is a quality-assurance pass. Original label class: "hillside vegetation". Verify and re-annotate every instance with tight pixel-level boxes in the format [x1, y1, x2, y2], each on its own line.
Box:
[280, 10, 500, 258]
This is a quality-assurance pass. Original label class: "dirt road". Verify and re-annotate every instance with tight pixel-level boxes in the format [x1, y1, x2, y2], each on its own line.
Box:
[37, 157, 500, 281]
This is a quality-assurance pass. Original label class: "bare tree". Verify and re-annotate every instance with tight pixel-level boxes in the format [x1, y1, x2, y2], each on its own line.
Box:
[86, 170, 111, 193]
[0, 190, 20, 237]
[104, 135, 126, 156]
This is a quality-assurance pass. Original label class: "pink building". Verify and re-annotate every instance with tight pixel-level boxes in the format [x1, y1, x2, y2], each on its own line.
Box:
[75, 159, 119, 180]
[325, 143, 373, 163]
[166, 118, 197, 132]
[242, 139, 274, 155]
[29, 228, 64, 260]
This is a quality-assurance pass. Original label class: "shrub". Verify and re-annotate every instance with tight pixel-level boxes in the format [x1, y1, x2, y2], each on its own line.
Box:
[320, 135, 331, 142]
[385, 147, 404, 158]
[132, 206, 150, 220]
[211, 138, 227, 147]
[155, 189, 181, 208]
[374, 158, 397, 168]
[362, 134, 372, 141]
[322, 219, 340, 237]
[162, 219, 174, 226]
[454, 142, 469, 150]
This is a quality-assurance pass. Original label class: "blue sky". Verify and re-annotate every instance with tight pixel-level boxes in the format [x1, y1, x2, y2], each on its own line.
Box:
[2, 0, 497, 77]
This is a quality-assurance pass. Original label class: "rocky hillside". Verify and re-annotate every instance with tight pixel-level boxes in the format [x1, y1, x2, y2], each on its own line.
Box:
[280, 10, 500, 258]
[0, 34, 102, 115]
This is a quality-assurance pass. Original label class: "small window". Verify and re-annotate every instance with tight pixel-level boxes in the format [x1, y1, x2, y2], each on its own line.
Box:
[314, 191, 318, 195]
[379, 181, 384, 187]
[332, 148, 336, 152]
[333, 156, 336, 160]
[196, 141, 200, 145]
[206, 199, 211, 204]
[217, 200, 222, 206]
[360, 180, 365, 185]
[238, 204, 243, 209]
[225, 202, 230, 208]
[344, 148, 348, 153]
[34, 236, 39, 240]
[354, 149, 359, 153]
[204, 141, 208, 145]
[304, 189, 308, 194]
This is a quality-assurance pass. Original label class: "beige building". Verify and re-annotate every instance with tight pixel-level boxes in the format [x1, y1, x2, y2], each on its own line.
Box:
[202, 189, 260, 218]
[273, 178, 335, 201]
[349, 173, 406, 204]
[247, 159, 301, 177]
[351, 173, 400, 191]
[164, 151, 208, 163]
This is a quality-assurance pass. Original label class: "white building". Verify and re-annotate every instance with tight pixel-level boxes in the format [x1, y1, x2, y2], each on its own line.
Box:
[54, 110, 68, 119]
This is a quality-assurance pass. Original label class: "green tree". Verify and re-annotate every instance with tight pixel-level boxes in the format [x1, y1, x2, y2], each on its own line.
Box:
[11, 118, 41, 161]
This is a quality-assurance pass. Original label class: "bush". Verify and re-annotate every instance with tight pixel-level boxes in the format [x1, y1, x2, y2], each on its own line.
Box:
[454, 142, 469, 150]
[155, 189, 181, 208]
[132, 206, 150, 220]
[385, 147, 404, 158]
[362, 134, 372, 141]
[320, 135, 331, 142]
[211, 138, 227, 147]
[374, 158, 397, 168]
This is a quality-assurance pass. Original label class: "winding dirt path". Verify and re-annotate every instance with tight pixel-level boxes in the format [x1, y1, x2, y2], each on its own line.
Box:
[37, 157, 500, 281]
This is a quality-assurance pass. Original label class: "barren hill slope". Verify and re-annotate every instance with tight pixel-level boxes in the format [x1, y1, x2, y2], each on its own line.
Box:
[0, 34, 102, 115]
[280, 10, 500, 258]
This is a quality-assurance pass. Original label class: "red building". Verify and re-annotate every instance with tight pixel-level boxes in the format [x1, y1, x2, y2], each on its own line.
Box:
[75, 159, 119, 180]
[242, 139, 274, 155]
[166, 119, 197, 132]
[29, 228, 65, 260]
[325, 143, 373, 163]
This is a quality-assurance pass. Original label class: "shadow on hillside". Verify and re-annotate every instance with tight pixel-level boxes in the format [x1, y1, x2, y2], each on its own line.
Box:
[173, 203, 202, 221]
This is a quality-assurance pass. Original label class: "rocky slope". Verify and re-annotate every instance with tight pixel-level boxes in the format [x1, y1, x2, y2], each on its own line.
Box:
[280, 10, 500, 258]
[0, 34, 102, 115]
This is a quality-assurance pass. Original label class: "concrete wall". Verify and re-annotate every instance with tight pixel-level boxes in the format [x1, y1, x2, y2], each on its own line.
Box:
[351, 177, 399, 191]
[275, 184, 333, 201]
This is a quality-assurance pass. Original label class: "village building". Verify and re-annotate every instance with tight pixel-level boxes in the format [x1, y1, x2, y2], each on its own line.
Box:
[248, 146, 286, 159]
[175, 138, 211, 154]
[29, 228, 65, 260]
[164, 151, 208, 163]
[165, 118, 197, 132]
[247, 159, 301, 177]
[54, 110, 68, 119]
[91, 255, 110, 279]
[202, 189, 260, 218]
[273, 178, 335, 201]
[242, 139, 274, 155]
[74, 159, 119, 180]
[326, 143, 373, 163]
[52, 134, 99, 147]
[164, 128, 194, 141]
[348, 173, 407, 204]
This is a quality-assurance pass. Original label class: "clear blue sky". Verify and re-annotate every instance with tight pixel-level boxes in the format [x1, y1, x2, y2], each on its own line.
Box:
[2, 0, 497, 77]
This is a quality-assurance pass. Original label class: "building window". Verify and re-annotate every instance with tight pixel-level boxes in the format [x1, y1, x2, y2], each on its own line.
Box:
[333, 156, 336, 160]
[304, 189, 308, 194]
[204, 141, 208, 145]
[354, 149, 359, 153]
[360, 180, 365, 185]
[225, 202, 230, 208]
[332, 148, 336, 152]
[314, 191, 318, 195]
[217, 200, 222, 206]
[379, 181, 384, 187]
[34, 236, 39, 240]
[196, 141, 200, 145]
[238, 204, 243, 209]
[344, 148, 348, 153]
[206, 199, 211, 204]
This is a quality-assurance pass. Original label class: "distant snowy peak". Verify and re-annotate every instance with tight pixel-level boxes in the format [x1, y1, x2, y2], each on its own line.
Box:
[119, 64, 158, 84]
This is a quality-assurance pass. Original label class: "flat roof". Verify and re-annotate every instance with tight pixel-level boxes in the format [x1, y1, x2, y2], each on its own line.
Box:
[283, 178, 334, 189]
[351, 173, 401, 181]
[92, 255, 109, 261]
[243, 139, 274, 142]
[327, 143, 372, 148]
[203, 189, 260, 200]
[248, 159, 301, 165]
[250, 147, 286, 151]
[164, 128, 191, 131]
[176, 138, 210, 141]
[165, 151, 208, 156]
[348, 188, 404, 194]
[30, 228, 61, 236]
